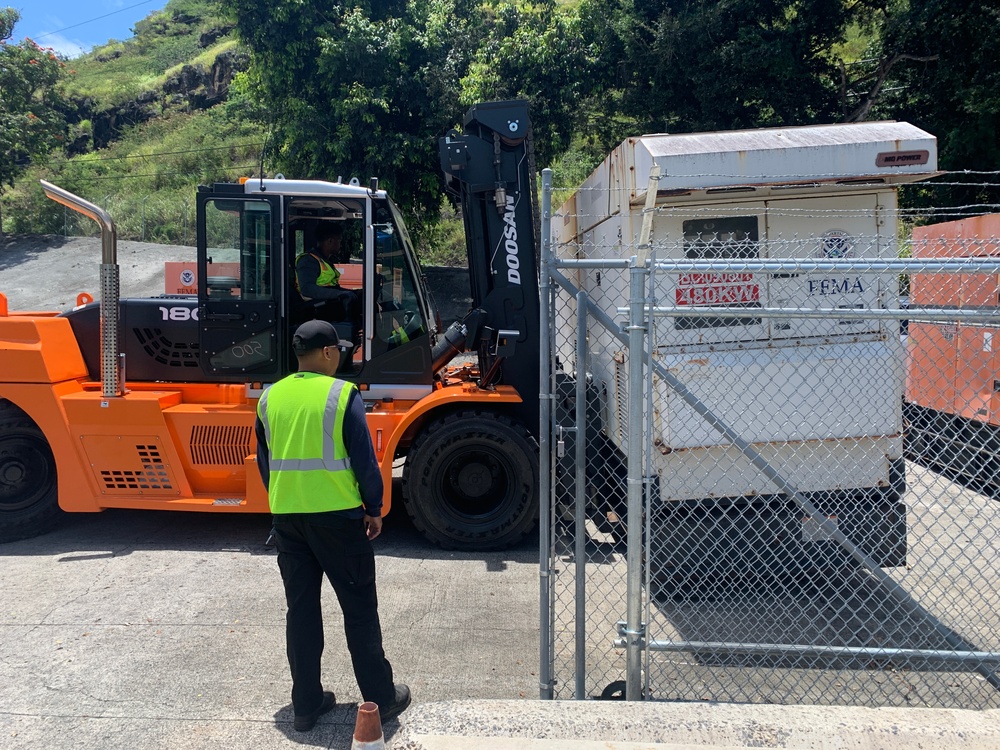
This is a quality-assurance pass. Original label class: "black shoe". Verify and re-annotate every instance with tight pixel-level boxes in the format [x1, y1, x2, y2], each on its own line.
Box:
[293, 691, 336, 732]
[380, 684, 411, 723]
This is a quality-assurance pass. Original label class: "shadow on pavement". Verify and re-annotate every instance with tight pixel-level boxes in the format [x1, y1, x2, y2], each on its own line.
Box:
[0, 476, 537, 572]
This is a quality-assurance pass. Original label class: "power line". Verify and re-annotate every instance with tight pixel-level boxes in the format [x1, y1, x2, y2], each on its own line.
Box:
[34, 1, 161, 42]
[64, 143, 265, 164]
[57, 165, 259, 181]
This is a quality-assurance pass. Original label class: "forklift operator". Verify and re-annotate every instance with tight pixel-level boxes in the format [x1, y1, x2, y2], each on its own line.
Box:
[295, 223, 361, 321]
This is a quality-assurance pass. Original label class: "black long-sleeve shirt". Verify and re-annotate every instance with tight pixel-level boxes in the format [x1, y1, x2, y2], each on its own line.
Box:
[255, 384, 383, 518]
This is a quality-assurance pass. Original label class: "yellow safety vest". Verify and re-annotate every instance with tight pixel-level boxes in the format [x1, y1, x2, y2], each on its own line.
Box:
[295, 252, 341, 297]
[257, 372, 363, 514]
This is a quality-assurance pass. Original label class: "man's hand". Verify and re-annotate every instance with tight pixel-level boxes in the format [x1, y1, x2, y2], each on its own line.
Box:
[364, 514, 383, 541]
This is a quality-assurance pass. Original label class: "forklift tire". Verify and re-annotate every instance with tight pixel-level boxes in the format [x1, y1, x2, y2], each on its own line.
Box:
[0, 402, 61, 543]
[402, 411, 538, 551]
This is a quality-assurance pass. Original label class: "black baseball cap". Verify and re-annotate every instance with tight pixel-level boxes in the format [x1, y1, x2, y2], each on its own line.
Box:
[292, 320, 353, 353]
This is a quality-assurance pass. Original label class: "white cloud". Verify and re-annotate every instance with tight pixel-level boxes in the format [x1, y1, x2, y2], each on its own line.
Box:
[35, 32, 90, 59]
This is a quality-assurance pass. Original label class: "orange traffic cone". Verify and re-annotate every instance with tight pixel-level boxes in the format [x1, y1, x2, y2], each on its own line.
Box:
[351, 701, 385, 750]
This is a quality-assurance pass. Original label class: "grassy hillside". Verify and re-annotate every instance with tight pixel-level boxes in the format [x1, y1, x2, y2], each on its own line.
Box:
[2, 0, 264, 245]
[61, 2, 232, 109]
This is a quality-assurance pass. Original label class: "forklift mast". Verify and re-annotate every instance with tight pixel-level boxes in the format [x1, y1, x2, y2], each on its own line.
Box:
[439, 100, 540, 431]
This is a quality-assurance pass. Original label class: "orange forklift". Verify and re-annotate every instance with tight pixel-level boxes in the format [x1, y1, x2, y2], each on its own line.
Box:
[0, 100, 540, 550]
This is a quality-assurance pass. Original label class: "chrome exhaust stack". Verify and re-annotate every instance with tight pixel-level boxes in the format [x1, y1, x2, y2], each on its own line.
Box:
[40, 180, 124, 398]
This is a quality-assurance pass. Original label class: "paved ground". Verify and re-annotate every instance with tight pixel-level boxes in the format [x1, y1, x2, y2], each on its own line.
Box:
[390, 699, 1000, 749]
[0, 481, 540, 750]
[5, 469, 1000, 750]
[0, 234, 194, 312]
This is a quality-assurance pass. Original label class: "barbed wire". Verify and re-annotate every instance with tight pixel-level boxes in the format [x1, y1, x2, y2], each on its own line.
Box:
[555, 234, 1000, 251]
[558, 236, 996, 244]
[549, 169, 1000, 195]
[554, 206, 1000, 223]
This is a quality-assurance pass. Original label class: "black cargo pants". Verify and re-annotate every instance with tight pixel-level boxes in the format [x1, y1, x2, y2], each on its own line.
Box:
[272, 512, 395, 715]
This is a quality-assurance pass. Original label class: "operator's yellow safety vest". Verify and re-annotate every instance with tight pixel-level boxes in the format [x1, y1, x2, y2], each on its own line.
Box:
[388, 322, 411, 347]
[257, 372, 363, 514]
[295, 252, 341, 298]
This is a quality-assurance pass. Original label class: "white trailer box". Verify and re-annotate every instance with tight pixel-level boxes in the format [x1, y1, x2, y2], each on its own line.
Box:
[556, 122, 937, 569]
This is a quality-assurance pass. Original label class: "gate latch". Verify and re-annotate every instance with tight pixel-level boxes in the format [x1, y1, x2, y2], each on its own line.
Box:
[615, 619, 647, 648]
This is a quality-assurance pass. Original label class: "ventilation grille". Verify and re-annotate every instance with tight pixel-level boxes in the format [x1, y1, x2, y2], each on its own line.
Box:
[133, 327, 199, 368]
[99, 444, 173, 490]
[190, 425, 253, 466]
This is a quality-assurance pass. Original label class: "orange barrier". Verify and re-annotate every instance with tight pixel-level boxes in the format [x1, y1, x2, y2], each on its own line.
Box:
[351, 701, 385, 749]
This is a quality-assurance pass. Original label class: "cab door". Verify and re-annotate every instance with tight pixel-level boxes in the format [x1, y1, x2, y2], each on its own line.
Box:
[197, 191, 284, 380]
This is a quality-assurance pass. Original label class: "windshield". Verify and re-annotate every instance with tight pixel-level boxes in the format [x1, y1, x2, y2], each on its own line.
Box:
[370, 197, 437, 355]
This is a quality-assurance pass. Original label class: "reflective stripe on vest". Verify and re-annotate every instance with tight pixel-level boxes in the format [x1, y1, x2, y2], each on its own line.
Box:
[257, 374, 362, 514]
[295, 252, 341, 294]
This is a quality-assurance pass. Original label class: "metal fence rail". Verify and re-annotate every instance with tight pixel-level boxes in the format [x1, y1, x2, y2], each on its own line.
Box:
[540, 169, 1000, 709]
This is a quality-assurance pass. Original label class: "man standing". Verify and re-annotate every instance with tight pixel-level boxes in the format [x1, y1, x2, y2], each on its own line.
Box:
[255, 320, 411, 731]
[295, 223, 361, 321]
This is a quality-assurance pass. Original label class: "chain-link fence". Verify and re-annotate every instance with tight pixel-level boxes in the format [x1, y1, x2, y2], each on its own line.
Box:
[539, 170, 1000, 709]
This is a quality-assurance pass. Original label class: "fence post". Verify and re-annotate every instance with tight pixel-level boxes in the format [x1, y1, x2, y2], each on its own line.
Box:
[625, 257, 646, 701]
[575, 290, 588, 700]
[625, 166, 661, 700]
[538, 167, 555, 700]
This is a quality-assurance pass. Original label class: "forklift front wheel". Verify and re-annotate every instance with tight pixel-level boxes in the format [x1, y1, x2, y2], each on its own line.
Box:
[0, 402, 61, 543]
[402, 411, 538, 551]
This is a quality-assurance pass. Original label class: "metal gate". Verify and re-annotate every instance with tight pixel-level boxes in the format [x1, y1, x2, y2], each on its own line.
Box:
[539, 168, 1000, 708]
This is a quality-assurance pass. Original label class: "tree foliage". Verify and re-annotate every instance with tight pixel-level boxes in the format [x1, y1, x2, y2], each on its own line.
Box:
[218, 0, 471, 231]
[577, 0, 886, 140]
[837, 0, 1000, 210]
[217, 0, 591, 233]
[6, 0, 1000, 243]
[460, 1, 588, 163]
[0, 8, 67, 197]
[881, 1, 1000, 169]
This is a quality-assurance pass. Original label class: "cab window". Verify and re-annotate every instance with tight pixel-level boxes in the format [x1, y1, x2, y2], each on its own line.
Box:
[372, 200, 427, 354]
[202, 199, 273, 300]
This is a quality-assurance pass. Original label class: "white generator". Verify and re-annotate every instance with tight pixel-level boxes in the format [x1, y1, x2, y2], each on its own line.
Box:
[556, 122, 937, 574]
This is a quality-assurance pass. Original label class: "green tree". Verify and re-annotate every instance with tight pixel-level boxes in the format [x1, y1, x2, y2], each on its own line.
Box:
[577, 0, 881, 141]
[218, 0, 591, 240]
[873, 0, 1000, 210]
[218, 0, 478, 233]
[0, 8, 67, 231]
[460, 1, 588, 165]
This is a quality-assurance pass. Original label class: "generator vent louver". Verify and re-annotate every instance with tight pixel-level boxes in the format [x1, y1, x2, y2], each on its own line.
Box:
[99, 444, 173, 490]
[190, 425, 253, 466]
[133, 327, 200, 367]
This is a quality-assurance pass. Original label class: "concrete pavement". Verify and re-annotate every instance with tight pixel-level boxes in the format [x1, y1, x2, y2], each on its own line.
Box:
[393, 699, 1000, 749]
[0, 503, 538, 749]
[5, 500, 997, 749]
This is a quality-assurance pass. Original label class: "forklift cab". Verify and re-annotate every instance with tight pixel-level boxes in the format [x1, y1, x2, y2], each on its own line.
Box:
[195, 179, 438, 393]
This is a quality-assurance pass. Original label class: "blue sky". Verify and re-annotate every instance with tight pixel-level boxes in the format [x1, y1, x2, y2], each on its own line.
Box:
[9, 0, 166, 57]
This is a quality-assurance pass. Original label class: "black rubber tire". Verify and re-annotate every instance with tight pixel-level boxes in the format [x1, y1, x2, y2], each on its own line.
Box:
[402, 411, 538, 551]
[0, 402, 61, 543]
